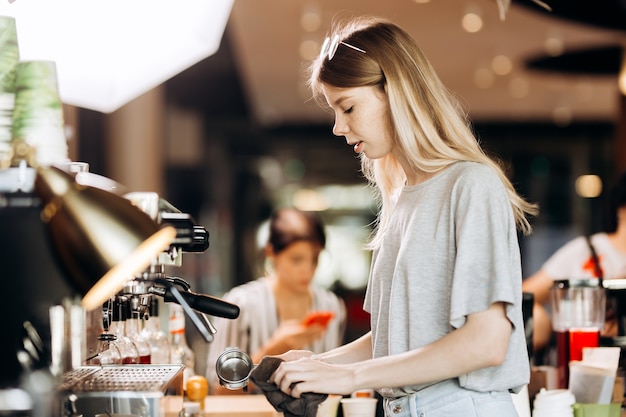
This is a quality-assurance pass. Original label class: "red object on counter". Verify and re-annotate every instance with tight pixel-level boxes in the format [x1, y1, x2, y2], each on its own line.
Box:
[569, 328, 600, 362]
[555, 328, 600, 389]
[556, 330, 570, 389]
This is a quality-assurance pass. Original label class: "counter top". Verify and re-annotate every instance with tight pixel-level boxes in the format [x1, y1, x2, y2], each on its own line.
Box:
[164, 395, 283, 417]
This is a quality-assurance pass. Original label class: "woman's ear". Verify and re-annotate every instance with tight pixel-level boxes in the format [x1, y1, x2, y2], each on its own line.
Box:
[263, 244, 276, 274]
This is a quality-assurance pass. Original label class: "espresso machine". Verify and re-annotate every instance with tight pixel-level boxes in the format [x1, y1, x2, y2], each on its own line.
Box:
[0, 162, 240, 417]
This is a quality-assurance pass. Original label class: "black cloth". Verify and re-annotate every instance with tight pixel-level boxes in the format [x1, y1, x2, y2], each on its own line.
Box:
[250, 356, 328, 417]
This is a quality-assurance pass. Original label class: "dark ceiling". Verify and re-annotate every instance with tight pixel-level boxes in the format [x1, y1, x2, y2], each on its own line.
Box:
[514, 0, 626, 31]
[163, 0, 625, 125]
[515, 0, 625, 78]
[527, 44, 622, 75]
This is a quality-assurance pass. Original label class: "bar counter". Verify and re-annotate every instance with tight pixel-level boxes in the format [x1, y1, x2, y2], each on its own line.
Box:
[164, 395, 283, 417]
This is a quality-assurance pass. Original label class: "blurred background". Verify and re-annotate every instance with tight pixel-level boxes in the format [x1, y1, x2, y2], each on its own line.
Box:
[51, 0, 625, 341]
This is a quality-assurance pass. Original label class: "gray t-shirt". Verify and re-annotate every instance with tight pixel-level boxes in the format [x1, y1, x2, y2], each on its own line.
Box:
[364, 161, 529, 398]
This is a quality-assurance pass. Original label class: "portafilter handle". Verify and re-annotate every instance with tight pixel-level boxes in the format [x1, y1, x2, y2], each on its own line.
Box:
[215, 347, 257, 392]
[149, 277, 240, 319]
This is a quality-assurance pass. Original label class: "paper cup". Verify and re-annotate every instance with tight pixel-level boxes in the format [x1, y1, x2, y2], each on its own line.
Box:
[12, 60, 68, 166]
[532, 388, 575, 417]
[569, 362, 615, 404]
[340, 397, 378, 417]
[317, 394, 342, 417]
[351, 389, 374, 398]
[95, 414, 139, 417]
[0, 16, 19, 93]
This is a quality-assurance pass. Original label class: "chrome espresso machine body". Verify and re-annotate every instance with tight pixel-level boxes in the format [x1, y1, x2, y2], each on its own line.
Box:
[57, 365, 185, 417]
[0, 164, 240, 417]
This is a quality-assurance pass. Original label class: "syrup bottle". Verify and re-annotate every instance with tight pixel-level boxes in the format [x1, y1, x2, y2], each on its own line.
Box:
[168, 303, 195, 386]
[125, 296, 152, 364]
[142, 297, 171, 364]
[86, 302, 122, 365]
[109, 296, 140, 364]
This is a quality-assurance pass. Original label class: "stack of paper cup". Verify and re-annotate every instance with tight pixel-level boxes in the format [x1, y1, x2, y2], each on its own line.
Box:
[12, 60, 68, 166]
[0, 15, 19, 168]
[532, 388, 575, 417]
[340, 397, 378, 417]
[316, 394, 342, 417]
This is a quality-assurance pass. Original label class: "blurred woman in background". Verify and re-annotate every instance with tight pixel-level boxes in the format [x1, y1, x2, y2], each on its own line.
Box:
[523, 171, 626, 351]
[206, 207, 346, 393]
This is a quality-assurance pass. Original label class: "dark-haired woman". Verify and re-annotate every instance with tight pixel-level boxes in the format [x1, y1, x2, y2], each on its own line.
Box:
[206, 207, 345, 394]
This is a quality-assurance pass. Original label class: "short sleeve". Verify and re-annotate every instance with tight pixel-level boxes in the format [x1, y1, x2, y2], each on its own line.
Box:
[448, 170, 521, 329]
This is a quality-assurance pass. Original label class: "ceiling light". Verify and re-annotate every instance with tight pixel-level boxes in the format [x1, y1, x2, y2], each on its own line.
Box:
[0, 0, 233, 113]
[292, 188, 329, 212]
[617, 47, 626, 96]
[575, 175, 602, 198]
[300, 10, 321, 32]
[462, 12, 483, 33]
[491, 55, 513, 75]
[544, 32, 565, 57]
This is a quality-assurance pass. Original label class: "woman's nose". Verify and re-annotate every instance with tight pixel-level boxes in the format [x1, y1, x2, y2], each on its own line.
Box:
[332, 116, 348, 136]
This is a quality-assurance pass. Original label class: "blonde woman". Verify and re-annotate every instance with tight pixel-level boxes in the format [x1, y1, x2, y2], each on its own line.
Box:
[269, 17, 537, 417]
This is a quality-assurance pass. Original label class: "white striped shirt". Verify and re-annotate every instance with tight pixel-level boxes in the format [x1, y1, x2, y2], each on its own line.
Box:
[205, 277, 346, 392]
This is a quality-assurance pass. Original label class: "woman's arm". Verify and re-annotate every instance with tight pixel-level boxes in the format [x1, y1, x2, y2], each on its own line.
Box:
[522, 269, 554, 351]
[312, 331, 373, 364]
[522, 269, 553, 305]
[272, 303, 511, 397]
[277, 331, 373, 364]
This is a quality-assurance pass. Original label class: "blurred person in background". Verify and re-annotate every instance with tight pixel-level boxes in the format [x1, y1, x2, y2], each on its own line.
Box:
[206, 207, 346, 394]
[523, 171, 626, 352]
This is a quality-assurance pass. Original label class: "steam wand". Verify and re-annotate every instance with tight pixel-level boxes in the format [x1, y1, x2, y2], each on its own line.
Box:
[148, 276, 240, 320]
[149, 277, 240, 343]
[152, 278, 214, 343]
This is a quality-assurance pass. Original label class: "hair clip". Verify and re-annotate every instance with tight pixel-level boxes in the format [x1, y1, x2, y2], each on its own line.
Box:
[319, 35, 366, 60]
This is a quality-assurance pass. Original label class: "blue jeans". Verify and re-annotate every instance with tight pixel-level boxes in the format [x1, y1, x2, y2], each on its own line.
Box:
[383, 379, 518, 417]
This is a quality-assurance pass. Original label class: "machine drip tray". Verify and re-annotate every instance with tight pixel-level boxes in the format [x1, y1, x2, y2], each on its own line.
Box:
[56, 365, 184, 417]
[60, 365, 184, 393]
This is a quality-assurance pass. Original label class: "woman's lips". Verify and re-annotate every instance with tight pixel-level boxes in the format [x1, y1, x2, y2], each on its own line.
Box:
[353, 141, 363, 153]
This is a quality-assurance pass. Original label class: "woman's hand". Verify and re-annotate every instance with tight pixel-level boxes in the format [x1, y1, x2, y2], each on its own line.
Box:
[252, 320, 325, 363]
[271, 357, 357, 398]
[271, 320, 326, 351]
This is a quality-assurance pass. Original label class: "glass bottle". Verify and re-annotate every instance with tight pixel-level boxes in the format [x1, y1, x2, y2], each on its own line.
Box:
[125, 296, 152, 364]
[87, 333, 122, 365]
[169, 303, 195, 386]
[141, 297, 171, 364]
[86, 302, 122, 365]
[109, 296, 140, 364]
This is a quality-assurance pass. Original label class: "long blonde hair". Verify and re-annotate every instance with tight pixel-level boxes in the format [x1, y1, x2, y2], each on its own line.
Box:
[308, 16, 537, 248]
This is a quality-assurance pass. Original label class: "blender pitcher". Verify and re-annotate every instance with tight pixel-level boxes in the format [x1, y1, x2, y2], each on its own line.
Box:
[550, 278, 606, 388]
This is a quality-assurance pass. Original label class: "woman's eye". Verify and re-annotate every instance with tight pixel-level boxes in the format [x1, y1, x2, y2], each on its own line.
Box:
[344, 106, 354, 114]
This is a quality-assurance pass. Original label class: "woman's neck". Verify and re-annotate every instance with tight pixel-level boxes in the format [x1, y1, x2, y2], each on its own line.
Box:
[268, 275, 312, 320]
